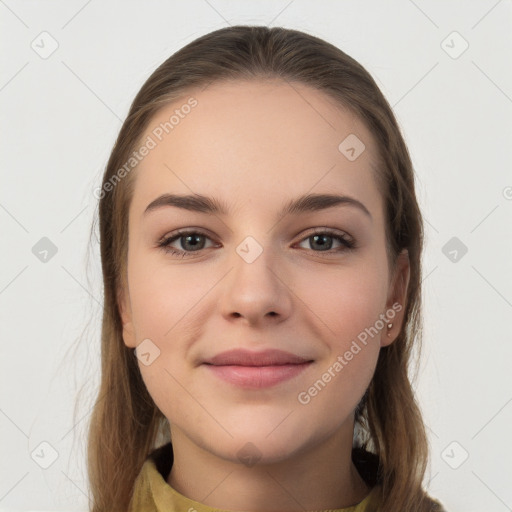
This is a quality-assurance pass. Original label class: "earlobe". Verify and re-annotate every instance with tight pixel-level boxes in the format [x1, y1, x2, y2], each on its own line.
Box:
[117, 286, 137, 349]
[381, 249, 410, 347]
[122, 321, 137, 349]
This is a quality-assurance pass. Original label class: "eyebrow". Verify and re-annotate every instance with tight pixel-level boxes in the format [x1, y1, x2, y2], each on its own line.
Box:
[143, 192, 372, 220]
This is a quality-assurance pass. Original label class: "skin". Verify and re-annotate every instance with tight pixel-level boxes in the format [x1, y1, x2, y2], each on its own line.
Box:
[118, 79, 410, 511]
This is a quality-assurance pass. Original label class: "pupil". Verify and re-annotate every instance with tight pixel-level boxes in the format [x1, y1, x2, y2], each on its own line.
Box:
[183, 234, 204, 251]
[312, 234, 332, 251]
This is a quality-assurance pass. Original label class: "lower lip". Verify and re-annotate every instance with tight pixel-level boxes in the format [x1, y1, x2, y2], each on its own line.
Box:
[203, 362, 312, 389]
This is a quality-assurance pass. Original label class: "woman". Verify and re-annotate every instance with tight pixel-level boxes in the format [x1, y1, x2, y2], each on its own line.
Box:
[87, 25, 446, 512]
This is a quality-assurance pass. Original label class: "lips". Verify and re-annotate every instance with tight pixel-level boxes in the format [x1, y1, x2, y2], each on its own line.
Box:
[204, 348, 311, 366]
[202, 349, 313, 388]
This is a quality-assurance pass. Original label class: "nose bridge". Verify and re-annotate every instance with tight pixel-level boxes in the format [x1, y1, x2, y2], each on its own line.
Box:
[232, 234, 279, 295]
[221, 233, 290, 322]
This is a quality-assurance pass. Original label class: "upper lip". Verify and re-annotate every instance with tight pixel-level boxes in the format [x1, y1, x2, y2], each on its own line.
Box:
[203, 349, 312, 367]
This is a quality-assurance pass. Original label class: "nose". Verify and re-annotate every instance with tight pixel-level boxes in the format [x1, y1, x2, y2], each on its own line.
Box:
[219, 240, 292, 327]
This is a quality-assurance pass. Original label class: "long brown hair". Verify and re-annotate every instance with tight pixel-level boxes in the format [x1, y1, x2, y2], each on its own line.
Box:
[86, 25, 441, 511]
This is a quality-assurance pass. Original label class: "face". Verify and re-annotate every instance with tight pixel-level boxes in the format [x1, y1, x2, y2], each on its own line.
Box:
[118, 79, 409, 464]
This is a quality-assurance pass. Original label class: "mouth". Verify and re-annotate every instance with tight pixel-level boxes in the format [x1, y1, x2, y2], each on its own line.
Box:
[202, 349, 314, 389]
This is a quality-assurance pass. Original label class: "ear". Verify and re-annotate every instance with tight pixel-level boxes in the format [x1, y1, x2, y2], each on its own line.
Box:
[117, 284, 137, 349]
[381, 249, 410, 347]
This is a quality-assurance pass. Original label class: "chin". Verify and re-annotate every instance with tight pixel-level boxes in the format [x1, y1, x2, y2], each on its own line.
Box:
[200, 421, 320, 468]
[223, 437, 310, 467]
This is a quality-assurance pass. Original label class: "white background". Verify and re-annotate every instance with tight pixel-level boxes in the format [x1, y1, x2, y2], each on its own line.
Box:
[1, 1, 511, 511]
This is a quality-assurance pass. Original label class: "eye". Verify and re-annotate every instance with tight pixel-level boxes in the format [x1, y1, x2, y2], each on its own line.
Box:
[157, 228, 356, 258]
[157, 230, 217, 258]
[296, 228, 355, 253]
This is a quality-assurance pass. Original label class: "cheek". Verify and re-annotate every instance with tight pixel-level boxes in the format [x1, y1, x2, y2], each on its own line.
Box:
[125, 260, 213, 412]
[295, 258, 389, 350]
[128, 259, 209, 341]
[287, 259, 388, 416]
[294, 277, 384, 430]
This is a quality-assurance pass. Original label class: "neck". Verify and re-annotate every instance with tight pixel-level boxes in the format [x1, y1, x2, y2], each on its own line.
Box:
[167, 421, 371, 511]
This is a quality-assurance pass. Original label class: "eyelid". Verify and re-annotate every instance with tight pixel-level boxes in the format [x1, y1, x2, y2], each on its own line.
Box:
[156, 228, 219, 253]
[296, 227, 354, 243]
[293, 227, 356, 252]
[157, 227, 216, 245]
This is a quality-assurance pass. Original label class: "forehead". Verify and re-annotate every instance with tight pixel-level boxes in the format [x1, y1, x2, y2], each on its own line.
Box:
[129, 79, 383, 221]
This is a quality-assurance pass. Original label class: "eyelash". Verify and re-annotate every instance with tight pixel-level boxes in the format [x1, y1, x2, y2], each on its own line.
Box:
[157, 228, 356, 258]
